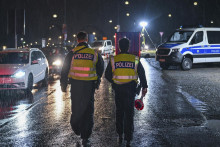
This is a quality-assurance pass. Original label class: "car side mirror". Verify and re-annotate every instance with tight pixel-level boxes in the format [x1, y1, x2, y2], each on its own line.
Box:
[32, 60, 39, 64]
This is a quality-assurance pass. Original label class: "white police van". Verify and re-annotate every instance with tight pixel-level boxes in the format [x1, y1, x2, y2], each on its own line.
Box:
[156, 27, 220, 70]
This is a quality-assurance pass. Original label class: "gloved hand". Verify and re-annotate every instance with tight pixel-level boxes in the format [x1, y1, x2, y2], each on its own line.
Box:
[61, 86, 67, 92]
[61, 84, 67, 92]
[142, 88, 148, 97]
[94, 78, 101, 90]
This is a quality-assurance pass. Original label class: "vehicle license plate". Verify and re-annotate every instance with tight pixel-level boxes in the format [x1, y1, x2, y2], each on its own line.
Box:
[0, 78, 11, 83]
[159, 59, 165, 62]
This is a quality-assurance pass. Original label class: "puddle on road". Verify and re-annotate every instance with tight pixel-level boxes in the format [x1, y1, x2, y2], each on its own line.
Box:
[177, 86, 208, 114]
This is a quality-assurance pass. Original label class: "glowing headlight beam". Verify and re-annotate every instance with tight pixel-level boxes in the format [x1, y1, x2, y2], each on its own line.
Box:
[52, 60, 62, 66]
[12, 71, 25, 78]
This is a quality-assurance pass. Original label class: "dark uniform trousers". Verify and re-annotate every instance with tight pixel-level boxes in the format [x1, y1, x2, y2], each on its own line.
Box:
[113, 81, 137, 141]
[70, 79, 95, 139]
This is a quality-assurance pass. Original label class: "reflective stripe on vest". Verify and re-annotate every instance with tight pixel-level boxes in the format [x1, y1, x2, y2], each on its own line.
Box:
[69, 72, 97, 78]
[93, 51, 98, 64]
[135, 56, 139, 72]
[71, 67, 96, 71]
[111, 57, 115, 71]
[113, 75, 138, 79]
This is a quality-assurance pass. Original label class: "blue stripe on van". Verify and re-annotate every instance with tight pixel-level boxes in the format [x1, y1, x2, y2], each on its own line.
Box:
[206, 45, 220, 53]
[181, 45, 220, 55]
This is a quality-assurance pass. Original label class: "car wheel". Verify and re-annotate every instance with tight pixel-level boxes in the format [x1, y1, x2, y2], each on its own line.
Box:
[26, 74, 33, 92]
[42, 69, 48, 87]
[181, 57, 192, 70]
[160, 62, 169, 70]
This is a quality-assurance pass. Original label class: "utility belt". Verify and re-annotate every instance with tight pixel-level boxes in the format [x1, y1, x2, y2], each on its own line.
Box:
[69, 78, 101, 90]
[112, 80, 137, 90]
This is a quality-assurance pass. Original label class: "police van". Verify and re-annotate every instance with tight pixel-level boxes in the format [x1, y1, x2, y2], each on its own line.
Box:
[156, 27, 220, 70]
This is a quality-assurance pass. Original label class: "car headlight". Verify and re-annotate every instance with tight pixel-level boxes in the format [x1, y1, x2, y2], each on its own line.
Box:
[172, 48, 180, 52]
[11, 71, 25, 78]
[52, 60, 62, 66]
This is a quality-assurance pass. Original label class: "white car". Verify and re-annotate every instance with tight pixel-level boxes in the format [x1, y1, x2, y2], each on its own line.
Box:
[0, 48, 49, 91]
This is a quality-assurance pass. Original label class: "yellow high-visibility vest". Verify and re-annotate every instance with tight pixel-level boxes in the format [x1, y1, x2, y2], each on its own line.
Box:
[111, 54, 139, 84]
[68, 46, 98, 81]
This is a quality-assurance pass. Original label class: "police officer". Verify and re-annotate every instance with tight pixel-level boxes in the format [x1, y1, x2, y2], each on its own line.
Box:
[60, 31, 104, 146]
[105, 38, 148, 146]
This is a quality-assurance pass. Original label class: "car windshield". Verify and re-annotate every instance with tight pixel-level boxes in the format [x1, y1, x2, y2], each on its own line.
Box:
[168, 31, 193, 43]
[91, 42, 103, 47]
[0, 52, 29, 64]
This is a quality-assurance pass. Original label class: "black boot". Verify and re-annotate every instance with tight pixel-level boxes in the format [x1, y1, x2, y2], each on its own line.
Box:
[82, 138, 90, 147]
[126, 140, 131, 147]
[118, 134, 123, 144]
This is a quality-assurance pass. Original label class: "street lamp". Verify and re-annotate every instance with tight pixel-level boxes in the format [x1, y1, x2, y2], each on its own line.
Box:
[126, 13, 130, 17]
[93, 32, 96, 35]
[140, 21, 148, 47]
[109, 20, 112, 23]
[125, 1, 129, 5]
[140, 21, 148, 28]
[194, 1, 198, 6]
[140, 21, 157, 50]
[53, 14, 58, 18]
[168, 14, 172, 18]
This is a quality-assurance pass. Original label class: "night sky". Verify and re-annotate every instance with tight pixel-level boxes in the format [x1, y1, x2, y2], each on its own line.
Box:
[0, 0, 220, 48]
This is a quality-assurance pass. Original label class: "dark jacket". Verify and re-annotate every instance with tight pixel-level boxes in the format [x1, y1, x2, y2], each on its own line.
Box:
[105, 52, 148, 88]
[60, 42, 104, 88]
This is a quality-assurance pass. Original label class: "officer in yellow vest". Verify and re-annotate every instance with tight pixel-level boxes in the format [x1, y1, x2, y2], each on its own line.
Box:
[60, 31, 104, 146]
[105, 38, 148, 146]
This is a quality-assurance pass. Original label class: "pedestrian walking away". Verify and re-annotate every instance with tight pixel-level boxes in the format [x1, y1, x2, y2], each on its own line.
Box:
[60, 31, 104, 146]
[105, 38, 148, 146]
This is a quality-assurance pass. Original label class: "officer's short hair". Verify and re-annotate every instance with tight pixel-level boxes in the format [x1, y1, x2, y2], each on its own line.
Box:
[119, 38, 129, 52]
[77, 31, 88, 41]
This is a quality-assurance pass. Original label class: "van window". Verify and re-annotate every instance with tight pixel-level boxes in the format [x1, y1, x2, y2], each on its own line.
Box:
[190, 31, 203, 45]
[207, 31, 220, 44]
[169, 31, 193, 43]
[91, 41, 103, 47]
[107, 41, 111, 46]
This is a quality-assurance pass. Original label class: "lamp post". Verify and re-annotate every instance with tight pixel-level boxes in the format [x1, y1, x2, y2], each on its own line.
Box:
[140, 21, 148, 47]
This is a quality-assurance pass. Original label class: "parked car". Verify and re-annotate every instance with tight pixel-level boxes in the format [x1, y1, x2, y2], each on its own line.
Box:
[0, 48, 49, 91]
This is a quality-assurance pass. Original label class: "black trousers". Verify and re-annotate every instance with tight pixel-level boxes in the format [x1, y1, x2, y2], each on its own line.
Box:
[113, 81, 137, 141]
[70, 79, 95, 139]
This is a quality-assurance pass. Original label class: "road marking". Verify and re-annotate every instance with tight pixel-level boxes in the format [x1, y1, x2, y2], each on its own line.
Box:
[177, 86, 207, 121]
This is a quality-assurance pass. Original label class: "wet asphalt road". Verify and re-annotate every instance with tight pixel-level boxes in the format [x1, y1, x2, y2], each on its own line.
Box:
[0, 58, 220, 147]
